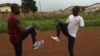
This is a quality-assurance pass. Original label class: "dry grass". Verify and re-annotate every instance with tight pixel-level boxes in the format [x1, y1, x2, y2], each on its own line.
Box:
[0, 12, 70, 19]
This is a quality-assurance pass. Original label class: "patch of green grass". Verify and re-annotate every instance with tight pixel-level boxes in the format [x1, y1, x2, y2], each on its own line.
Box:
[0, 20, 7, 33]
[21, 18, 66, 31]
[85, 19, 100, 27]
[0, 12, 100, 33]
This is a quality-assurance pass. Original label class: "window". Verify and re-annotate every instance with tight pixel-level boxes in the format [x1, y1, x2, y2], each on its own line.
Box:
[6, 9, 8, 12]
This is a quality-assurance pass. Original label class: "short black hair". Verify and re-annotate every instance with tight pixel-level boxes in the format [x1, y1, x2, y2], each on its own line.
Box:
[73, 6, 80, 11]
[11, 3, 19, 12]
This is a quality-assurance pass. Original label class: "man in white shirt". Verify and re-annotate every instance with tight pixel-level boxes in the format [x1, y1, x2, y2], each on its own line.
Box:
[51, 6, 84, 56]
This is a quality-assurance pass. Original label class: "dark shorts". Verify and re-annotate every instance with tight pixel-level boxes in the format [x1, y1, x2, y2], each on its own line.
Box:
[58, 22, 75, 40]
[58, 22, 75, 55]
[58, 22, 68, 36]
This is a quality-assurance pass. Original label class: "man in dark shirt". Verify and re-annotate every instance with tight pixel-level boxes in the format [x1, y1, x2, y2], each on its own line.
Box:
[8, 3, 44, 56]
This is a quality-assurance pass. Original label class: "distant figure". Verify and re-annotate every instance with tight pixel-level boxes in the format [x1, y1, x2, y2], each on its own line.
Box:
[8, 3, 44, 56]
[51, 6, 84, 56]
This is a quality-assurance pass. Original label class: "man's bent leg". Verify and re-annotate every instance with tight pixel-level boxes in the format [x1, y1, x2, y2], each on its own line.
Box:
[30, 28, 37, 44]
[20, 28, 37, 44]
[20, 27, 44, 49]
[51, 22, 68, 42]
[58, 22, 68, 36]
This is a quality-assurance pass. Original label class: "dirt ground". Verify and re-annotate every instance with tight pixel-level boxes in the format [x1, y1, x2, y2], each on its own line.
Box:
[0, 27, 100, 56]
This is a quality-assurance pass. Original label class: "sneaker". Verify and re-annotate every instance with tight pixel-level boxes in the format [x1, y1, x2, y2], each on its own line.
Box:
[51, 36, 60, 42]
[33, 40, 44, 49]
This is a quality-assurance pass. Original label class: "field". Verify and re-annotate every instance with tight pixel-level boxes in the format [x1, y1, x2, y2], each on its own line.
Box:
[0, 12, 100, 56]
[0, 27, 100, 56]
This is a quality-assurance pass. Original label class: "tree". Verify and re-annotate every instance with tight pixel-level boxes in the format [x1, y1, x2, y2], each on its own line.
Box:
[21, 0, 38, 13]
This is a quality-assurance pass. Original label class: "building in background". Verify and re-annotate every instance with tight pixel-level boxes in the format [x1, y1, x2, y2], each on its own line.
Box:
[0, 3, 11, 13]
[85, 3, 100, 12]
[64, 3, 100, 13]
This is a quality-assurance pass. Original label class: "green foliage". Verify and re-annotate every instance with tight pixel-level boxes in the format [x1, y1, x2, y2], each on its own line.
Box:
[21, 0, 37, 13]
[81, 12, 100, 27]
[21, 18, 65, 31]
[85, 19, 100, 27]
[0, 20, 7, 33]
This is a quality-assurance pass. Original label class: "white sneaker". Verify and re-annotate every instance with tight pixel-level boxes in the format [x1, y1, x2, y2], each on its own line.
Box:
[51, 36, 60, 42]
[33, 40, 44, 49]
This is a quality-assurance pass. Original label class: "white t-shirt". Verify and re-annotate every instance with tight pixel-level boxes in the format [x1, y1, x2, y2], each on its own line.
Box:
[66, 15, 84, 38]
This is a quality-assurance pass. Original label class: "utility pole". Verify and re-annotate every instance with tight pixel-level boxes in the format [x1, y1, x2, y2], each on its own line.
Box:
[39, 1, 41, 12]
